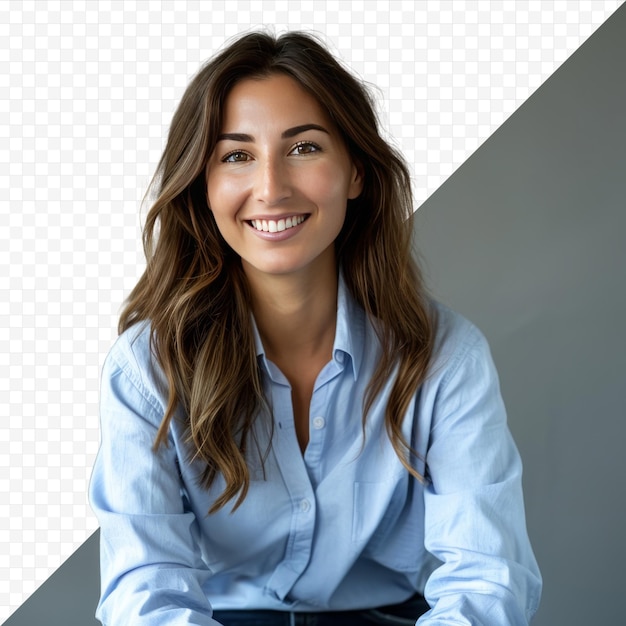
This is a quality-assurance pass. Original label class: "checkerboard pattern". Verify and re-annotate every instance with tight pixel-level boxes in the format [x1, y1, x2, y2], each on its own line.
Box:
[1, 0, 621, 619]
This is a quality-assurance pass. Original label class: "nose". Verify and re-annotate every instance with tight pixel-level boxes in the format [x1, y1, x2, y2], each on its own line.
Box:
[253, 156, 291, 205]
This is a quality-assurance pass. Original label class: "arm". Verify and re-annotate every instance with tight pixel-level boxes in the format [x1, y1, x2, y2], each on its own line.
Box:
[89, 331, 218, 625]
[418, 327, 542, 625]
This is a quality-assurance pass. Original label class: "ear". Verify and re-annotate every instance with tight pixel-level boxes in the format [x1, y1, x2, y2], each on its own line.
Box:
[347, 160, 364, 200]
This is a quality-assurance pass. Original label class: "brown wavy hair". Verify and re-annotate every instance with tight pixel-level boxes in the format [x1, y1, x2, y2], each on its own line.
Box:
[119, 31, 436, 513]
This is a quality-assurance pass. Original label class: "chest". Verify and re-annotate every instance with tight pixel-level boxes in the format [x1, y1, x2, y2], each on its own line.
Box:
[178, 384, 421, 582]
[285, 367, 321, 454]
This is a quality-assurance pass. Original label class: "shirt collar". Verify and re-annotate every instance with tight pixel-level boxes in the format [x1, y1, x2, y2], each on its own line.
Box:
[252, 271, 365, 381]
[333, 271, 364, 380]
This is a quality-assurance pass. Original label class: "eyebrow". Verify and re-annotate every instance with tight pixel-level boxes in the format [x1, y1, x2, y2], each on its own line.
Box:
[217, 123, 330, 142]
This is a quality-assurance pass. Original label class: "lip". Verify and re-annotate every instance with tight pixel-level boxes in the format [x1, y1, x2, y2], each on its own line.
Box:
[245, 214, 310, 241]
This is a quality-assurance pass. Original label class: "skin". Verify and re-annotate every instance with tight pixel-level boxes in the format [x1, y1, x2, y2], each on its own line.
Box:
[206, 73, 363, 451]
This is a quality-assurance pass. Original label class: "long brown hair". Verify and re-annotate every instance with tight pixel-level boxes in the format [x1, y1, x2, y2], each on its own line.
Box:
[120, 31, 436, 513]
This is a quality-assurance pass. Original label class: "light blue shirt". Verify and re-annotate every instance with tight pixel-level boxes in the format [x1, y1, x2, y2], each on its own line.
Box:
[90, 276, 542, 625]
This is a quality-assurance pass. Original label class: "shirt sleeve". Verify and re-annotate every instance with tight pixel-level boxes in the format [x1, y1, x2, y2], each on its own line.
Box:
[418, 325, 542, 625]
[89, 332, 218, 626]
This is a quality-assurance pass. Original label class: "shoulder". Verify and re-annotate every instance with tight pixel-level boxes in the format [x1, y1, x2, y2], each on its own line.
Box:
[415, 303, 510, 471]
[105, 321, 152, 374]
[101, 322, 168, 410]
[431, 301, 488, 357]
[427, 301, 495, 389]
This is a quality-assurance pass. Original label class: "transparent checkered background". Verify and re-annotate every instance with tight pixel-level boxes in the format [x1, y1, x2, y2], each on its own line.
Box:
[1, 0, 622, 619]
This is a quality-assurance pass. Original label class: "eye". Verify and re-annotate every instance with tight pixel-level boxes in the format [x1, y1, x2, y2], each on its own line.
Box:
[290, 141, 321, 156]
[222, 150, 252, 163]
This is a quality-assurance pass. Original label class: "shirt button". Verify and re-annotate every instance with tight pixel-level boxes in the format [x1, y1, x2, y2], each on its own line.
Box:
[312, 416, 325, 430]
[336, 352, 345, 363]
[299, 499, 311, 512]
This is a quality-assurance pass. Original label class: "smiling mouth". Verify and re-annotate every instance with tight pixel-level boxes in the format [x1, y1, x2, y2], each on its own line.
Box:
[248, 215, 309, 233]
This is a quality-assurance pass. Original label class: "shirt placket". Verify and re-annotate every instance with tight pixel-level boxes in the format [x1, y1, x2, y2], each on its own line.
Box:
[262, 364, 316, 602]
[262, 355, 346, 602]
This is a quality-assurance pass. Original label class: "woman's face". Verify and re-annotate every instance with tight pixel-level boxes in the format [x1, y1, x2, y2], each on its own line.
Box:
[206, 73, 362, 282]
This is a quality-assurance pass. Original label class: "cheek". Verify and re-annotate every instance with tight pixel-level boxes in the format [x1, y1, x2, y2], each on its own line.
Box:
[304, 162, 353, 206]
[207, 175, 247, 219]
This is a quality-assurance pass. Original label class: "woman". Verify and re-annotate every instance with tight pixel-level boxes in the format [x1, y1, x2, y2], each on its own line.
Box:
[89, 31, 541, 625]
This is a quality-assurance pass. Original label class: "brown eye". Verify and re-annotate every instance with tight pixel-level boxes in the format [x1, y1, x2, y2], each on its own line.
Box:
[222, 151, 251, 163]
[290, 141, 321, 155]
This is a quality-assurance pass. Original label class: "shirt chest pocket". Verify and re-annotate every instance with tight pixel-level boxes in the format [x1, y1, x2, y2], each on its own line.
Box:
[352, 476, 424, 572]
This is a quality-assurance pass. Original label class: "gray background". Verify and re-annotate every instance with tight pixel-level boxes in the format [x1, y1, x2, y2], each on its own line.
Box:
[415, 5, 626, 624]
[4, 4, 625, 625]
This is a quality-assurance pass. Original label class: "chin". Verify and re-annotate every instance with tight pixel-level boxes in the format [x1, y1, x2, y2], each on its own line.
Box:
[242, 256, 315, 279]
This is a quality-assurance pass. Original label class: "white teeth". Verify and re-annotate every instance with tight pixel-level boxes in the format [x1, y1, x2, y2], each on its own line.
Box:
[250, 215, 305, 233]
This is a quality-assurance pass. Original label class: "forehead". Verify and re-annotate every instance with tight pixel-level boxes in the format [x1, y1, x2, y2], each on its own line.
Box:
[220, 73, 333, 131]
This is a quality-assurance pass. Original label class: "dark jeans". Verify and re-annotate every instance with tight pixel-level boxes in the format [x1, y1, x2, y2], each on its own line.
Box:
[212, 593, 429, 625]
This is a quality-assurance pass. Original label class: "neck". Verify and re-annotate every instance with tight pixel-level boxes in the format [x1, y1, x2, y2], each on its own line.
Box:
[243, 257, 339, 364]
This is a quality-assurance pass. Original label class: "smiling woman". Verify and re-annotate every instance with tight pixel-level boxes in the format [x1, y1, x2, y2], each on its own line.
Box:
[206, 74, 362, 281]
[89, 31, 541, 626]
